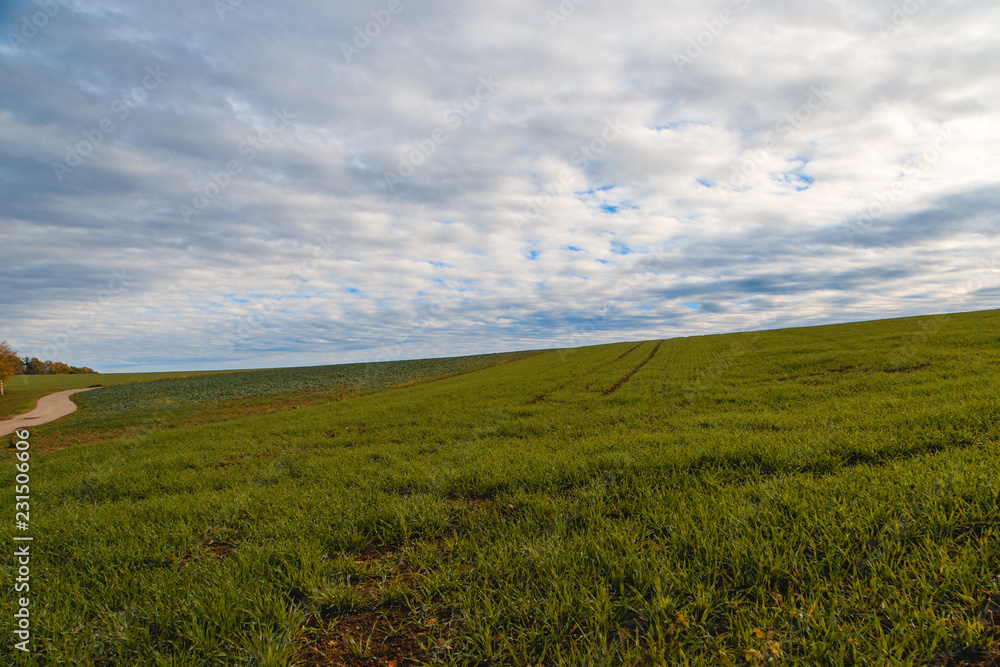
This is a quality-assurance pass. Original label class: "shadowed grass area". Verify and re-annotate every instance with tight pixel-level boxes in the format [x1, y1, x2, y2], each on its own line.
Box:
[2, 310, 999, 665]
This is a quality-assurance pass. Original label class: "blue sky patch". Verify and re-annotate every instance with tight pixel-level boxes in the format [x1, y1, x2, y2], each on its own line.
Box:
[610, 240, 633, 255]
[773, 171, 814, 191]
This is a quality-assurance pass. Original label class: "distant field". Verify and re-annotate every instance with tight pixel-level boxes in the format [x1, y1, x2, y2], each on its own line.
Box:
[0, 369, 238, 420]
[2, 310, 999, 665]
[2, 369, 237, 393]
[73, 351, 537, 417]
[2, 351, 538, 448]
[0, 353, 532, 426]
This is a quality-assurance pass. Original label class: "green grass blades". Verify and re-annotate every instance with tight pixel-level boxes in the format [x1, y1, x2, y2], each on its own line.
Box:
[2, 310, 999, 665]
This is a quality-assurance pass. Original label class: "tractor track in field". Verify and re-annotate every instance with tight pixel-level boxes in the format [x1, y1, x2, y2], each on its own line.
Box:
[603, 341, 662, 395]
[408, 350, 550, 389]
[527, 343, 645, 405]
[611, 342, 643, 363]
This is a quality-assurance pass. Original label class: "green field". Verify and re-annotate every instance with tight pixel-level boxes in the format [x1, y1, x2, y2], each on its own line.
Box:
[0, 353, 533, 439]
[2, 369, 241, 394]
[0, 369, 239, 420]
[72, 351, 538, 419]
[3, 310, 1000, 665]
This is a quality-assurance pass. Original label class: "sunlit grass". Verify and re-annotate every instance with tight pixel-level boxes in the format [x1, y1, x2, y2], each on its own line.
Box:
[2, 310, 998, 665]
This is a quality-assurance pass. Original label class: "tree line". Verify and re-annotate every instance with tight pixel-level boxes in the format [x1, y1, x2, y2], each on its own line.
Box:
[0, 341, 97, 380]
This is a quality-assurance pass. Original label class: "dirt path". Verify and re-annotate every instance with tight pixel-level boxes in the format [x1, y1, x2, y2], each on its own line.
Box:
[0, 388, 97, 437]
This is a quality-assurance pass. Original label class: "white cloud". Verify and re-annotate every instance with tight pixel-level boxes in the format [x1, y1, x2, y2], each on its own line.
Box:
[0, 0, 997, 371]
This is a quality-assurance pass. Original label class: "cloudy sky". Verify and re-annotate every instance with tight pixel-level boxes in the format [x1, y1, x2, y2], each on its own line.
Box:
[1, 0, 997, 372]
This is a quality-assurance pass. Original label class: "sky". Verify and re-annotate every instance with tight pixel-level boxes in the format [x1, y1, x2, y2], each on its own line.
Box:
[0, 0, 997, 373]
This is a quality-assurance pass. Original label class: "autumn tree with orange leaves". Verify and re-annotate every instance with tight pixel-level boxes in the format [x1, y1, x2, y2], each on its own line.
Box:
[0, 341, 21, 383]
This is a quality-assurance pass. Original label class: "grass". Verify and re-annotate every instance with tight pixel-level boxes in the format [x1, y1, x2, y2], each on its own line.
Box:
[3, 368, 240, 392]
[72, 351, 538, 418]
[0, 351, 533, 434]
[2, 309, 999, 665]
[0, 369, 238, 419]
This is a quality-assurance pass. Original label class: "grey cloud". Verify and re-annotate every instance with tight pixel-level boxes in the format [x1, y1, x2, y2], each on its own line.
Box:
[0, 0, 997, 371]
